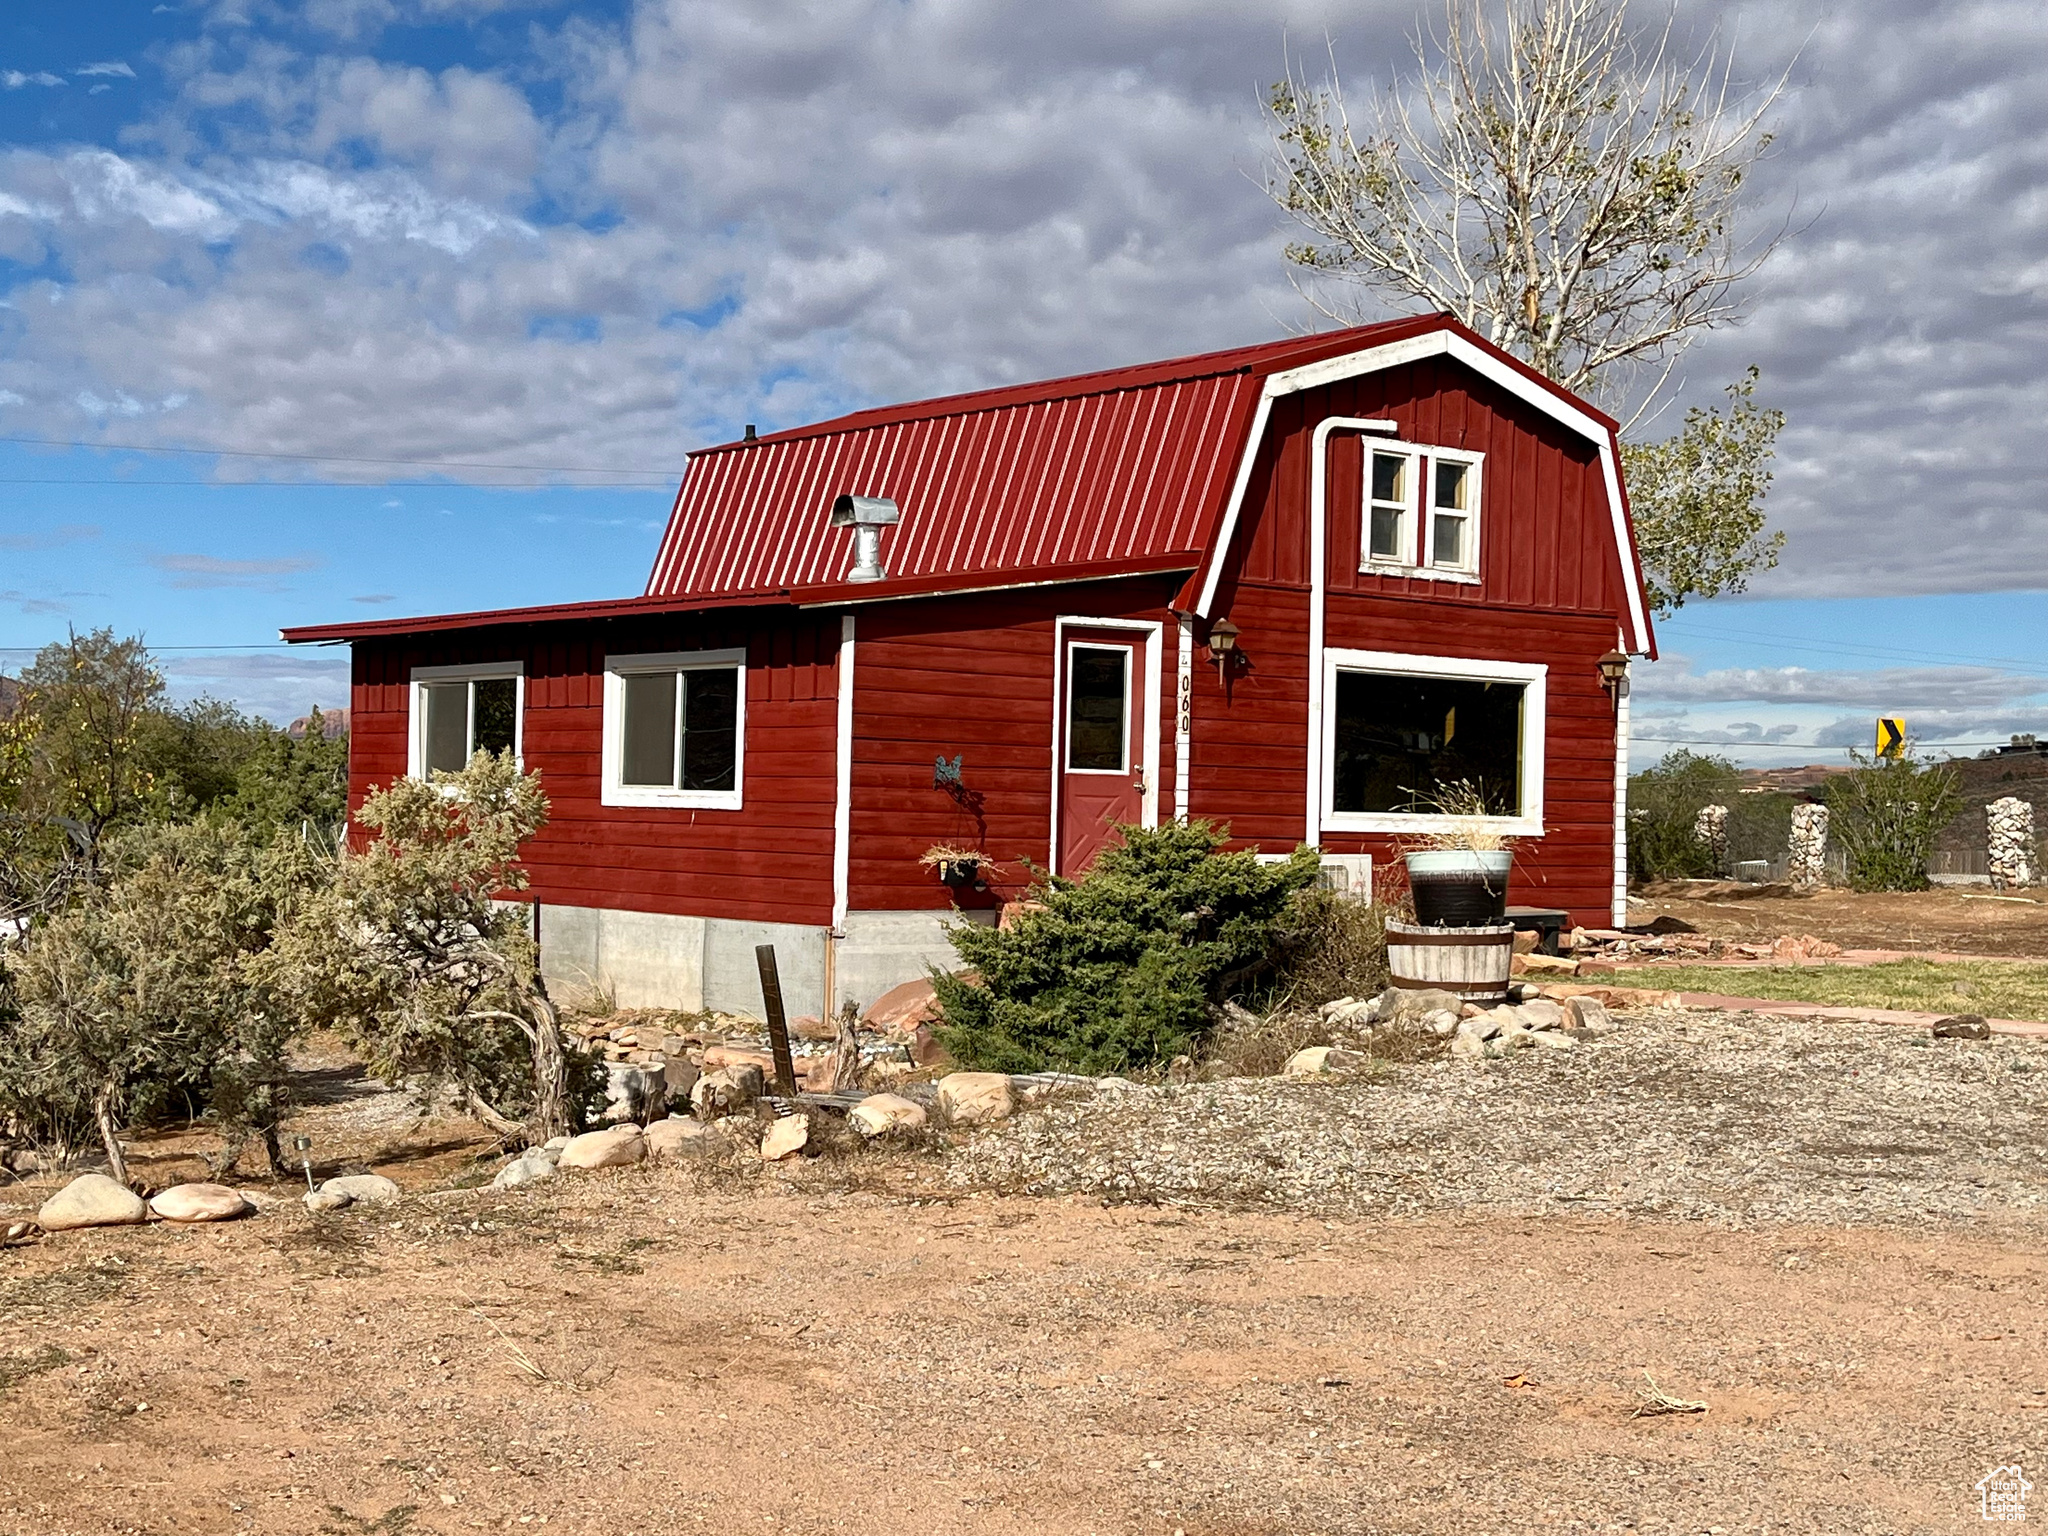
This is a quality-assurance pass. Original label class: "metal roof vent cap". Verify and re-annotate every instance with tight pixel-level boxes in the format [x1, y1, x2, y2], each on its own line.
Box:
[830, 494, 900, 583]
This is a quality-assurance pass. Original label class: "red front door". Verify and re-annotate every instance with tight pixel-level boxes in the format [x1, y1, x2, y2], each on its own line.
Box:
[1059, 629, 1147, 875]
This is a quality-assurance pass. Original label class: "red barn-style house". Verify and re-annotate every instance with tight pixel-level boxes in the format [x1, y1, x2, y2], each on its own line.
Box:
[285, 314, 1655, 1018]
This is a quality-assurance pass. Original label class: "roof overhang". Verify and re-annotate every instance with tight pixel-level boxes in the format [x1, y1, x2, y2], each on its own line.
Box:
[280, 553, 1194, 645]
[1186, 324, 1655, 658]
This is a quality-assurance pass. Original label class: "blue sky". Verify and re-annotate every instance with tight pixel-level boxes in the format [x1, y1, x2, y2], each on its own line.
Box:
[0, 0, 2043, 764]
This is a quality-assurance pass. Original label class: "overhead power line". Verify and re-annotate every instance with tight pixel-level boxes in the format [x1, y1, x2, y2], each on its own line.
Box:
[0, 430, 686, 477]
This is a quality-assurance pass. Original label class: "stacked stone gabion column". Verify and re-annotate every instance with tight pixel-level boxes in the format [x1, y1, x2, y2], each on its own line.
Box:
[1693, 804, 1730, 874]
[1788, 803, 1829, 886]
[1987, 797, 2037, 889]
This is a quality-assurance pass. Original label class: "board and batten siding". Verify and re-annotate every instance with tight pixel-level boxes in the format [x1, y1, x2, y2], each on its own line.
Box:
[1188, 357, 1629, 925]
[346, 614, 842, 927]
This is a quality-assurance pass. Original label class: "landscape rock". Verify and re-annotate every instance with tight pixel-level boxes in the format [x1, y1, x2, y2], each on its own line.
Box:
[1523, 1028, 1580, 1050]
[3, 1219, 39, 1244]
[303, 1189, 353, 1212]
[849, 1093, 929, 1137]
[149, 1183, 252, 1223]
[543, 1135, 570, 1151]
[862, 975, 945, 1035]
[319, 1174, 403, 1205]
[1513, 999, 1568, 1032]
[1511, 953, 1580, 976]
[1319, 996, 1382, 1029]
[702, 1045, 779, 1079]
[760, 1114, 811, 1161]
[1561, 996, 1616, 1035]
[937, 1071, 1015, 1126]
[662, 1058, 701, 1105]
[491, 1156, 556, 1189]
[557, 1125, 646, 1170]
[691, 1064, 765, 1117]
[1383, 987, 1465, 1023]
[1422, 1008, 1462, 1037]
[1933, 1014, 1992, 1041]
[644, 1118, 715, 1159]
[38, 1174, 148, 1231]
[1492, 1027, 1539, 1051]
[1449, 1028, 1490, 1059]
[1283, 1046, 1367, 1076]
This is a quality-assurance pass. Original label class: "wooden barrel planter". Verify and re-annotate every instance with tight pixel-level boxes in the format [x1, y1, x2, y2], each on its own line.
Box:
[1385, 919, 1516, 1006]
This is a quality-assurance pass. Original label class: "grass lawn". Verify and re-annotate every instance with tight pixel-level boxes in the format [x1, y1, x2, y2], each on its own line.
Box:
[1603, 958, 2048, 1022]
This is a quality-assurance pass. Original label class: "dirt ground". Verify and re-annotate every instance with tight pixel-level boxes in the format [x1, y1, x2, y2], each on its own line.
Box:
[4, 1172, 2045, 1536]
[1629, 884, 2048, 959]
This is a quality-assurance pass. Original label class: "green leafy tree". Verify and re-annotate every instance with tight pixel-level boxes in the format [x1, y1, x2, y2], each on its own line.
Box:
[263, 752, 575, 1145]
[1827, 751, 1963, 892]
[1268, 0, 1791, 611]
[222, 705, 351, 843]
[1626, 749, 1741, 881]
[14, 629, 166, 852]
[1623, 369, 1785, 613]
[932, 822, 1321, 1074]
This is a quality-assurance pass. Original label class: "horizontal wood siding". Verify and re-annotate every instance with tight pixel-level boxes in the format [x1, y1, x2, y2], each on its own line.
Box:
[847, 578, 1181, 913]
[347, 614, 841, 926]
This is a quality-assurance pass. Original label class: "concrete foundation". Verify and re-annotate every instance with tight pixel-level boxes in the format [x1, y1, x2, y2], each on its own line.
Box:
[535, 902, 983, 1021]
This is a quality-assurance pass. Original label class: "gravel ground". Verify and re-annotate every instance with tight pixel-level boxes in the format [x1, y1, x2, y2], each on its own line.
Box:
[947, 1009, 2048, 1228]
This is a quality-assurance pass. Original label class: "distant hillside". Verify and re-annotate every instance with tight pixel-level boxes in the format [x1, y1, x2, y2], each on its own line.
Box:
[1935, 741, 2048, 856]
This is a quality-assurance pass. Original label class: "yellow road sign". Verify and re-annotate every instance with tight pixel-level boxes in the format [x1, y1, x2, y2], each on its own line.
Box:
[1876, 717, 1906, 759]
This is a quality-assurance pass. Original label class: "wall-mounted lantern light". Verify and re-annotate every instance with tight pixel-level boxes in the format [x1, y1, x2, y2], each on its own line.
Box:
[1207, 617, 1240, 677]
[1597, 649, 1630, 703]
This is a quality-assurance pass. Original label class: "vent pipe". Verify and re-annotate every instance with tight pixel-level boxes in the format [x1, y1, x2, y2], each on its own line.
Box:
[829, 493, 900, 582]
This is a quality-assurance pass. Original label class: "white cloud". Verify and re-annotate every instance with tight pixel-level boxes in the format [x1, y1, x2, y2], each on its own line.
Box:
[0, 0, 2033, 606]
[1, 71, 65, 90]
[1636, 661, 2048, 711]
[147, 551, 325, 588]
[77, 62, 138, 79]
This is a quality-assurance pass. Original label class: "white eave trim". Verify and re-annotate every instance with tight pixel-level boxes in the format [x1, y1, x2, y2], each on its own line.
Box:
[1191, 328, 1652, 656]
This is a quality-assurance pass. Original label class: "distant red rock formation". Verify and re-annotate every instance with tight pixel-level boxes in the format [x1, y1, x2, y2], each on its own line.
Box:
[287, 706, 349, 740]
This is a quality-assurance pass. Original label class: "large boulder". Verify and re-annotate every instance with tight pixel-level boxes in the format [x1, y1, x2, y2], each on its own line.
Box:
[38, 1174, 147, 1231]
[492, 1155, 557, 1189]
[937, 1072, 1014, 1126]
[319, 1174, 403, 1205]
[644, 1118, 716, 1160]
[849, 1093, 929, 1137]
[149, 1183, 253, 1223]
[862, 976, 944, 1035]
[701, 1045, 778, 1078]
[691, 1064, 765, 1118]
[557, 1125, 646, 1170]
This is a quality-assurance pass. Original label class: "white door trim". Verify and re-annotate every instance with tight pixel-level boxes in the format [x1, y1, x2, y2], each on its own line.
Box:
[1050, 615, 1164, 875]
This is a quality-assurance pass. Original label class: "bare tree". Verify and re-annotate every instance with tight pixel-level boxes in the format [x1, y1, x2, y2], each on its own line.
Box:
[1269, 0, 1786, 418]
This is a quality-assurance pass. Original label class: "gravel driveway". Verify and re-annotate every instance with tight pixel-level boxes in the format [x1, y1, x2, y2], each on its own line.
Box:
[948, 1009, 2048, 1229]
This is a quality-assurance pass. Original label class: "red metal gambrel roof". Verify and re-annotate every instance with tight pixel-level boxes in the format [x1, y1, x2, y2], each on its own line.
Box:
[644, 316, 1460, 602]
[284, 314, 1652, 654]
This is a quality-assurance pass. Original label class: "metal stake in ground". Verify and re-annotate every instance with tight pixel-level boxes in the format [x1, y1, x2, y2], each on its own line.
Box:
[754, 944, 801, 1097]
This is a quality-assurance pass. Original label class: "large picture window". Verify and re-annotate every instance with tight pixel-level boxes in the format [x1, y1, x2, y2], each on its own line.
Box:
[409, 662, 523, 778]
[602, 649, 746, 810]
[1321, 649, 1545, 836]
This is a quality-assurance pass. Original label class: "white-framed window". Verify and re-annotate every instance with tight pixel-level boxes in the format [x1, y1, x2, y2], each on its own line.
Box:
[409, 661, 523, 779]
[1361, 442, 1483, 579]
[1321, 648, 1545, 837]
[601, 648, 746, 810]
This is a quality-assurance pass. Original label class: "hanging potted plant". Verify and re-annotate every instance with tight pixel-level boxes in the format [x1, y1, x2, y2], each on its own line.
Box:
[920, 843, 987, 890]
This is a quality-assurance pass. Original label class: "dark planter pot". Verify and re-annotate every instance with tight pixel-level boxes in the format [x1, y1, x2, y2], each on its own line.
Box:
[937, 859, 982, 890]
[1404, 850, 1510, 927]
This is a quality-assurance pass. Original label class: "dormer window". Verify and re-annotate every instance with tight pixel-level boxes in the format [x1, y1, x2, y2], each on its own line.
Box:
[1361, 442, 1483, 579]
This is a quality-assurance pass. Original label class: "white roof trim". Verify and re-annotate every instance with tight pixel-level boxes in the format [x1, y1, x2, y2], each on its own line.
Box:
[1192, 327, 1651, 654]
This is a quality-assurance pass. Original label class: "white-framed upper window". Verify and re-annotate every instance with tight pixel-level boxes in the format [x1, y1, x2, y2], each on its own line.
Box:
[409, 661, 523, 779]
[1321, 648, 1545, 837]
[1361, 442, 1483, 578]
[601, 648, 746, 810]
